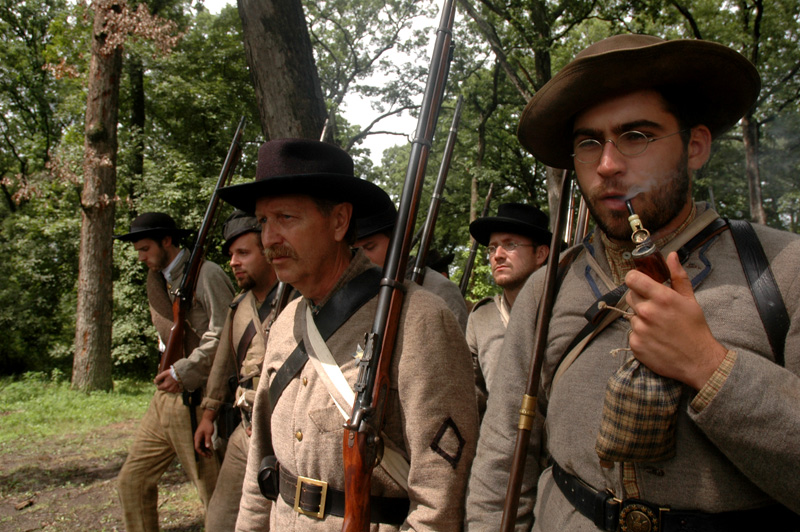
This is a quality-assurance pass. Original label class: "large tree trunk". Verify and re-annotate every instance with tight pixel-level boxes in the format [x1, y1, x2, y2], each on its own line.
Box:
[237, 0, 327, 140]
[741, 113, 767, 224]
[72, 0, 123, 392]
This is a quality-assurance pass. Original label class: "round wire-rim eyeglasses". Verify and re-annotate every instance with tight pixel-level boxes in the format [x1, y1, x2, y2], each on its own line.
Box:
[571, 129, 688, 164]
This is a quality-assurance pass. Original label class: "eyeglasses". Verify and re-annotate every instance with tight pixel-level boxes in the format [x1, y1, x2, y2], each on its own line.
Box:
[571, 130, 687, 164]
[486, 242, 534, 257]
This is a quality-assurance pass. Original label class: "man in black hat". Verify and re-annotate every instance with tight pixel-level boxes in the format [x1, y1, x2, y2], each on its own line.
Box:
[466, 35, 800, 530]
[219, 139, 478, 531]
[466, 203, 550, 417]
[193, 210, 285, 532]
[114, 212, 234, 532]
[352, 188, 469, 332]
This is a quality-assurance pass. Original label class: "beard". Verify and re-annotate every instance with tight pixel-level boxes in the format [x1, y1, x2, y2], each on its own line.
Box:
[586, 150, 691, 242]
[236, 272, 256, 291]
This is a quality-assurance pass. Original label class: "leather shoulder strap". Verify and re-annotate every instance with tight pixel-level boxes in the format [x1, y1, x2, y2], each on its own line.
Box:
[727, 219, 789, 366]
[267, 267, 383, 408]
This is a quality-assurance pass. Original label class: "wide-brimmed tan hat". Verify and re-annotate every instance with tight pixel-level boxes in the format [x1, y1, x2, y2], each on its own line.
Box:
[218, 138, 387, 217]
[517, 34, 761, 169]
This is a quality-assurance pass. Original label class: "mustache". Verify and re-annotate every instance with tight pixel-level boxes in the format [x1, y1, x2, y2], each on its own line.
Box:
[264, 244, 298, 263]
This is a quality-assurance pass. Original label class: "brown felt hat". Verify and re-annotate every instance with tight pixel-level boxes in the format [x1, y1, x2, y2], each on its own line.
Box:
[218, 138, 387, 217]
[517, 34, 761, 169]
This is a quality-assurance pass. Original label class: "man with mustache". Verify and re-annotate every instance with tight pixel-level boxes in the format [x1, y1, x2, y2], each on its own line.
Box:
[466, 203, 551, 418]
[466, 35, 800, 531]
[114, 212, 234, 532]
[219, 139, 479, 531]
[193, 210, 286, 532]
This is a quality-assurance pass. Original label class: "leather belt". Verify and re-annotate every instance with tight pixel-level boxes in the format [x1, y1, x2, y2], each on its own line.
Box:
[551, 461, 800, 531]
[278, 465, 409, 524]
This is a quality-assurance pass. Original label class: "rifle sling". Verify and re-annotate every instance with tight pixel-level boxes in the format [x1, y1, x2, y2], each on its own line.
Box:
[267, 267, 383, 410]
[727, 219, 789, 366]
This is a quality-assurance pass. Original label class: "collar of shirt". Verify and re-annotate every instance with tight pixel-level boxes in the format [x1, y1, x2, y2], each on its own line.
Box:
[162, 248, 188, 286]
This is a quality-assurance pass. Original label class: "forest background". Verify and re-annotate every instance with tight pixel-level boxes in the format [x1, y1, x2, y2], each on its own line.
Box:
[1, 0, 799, 389]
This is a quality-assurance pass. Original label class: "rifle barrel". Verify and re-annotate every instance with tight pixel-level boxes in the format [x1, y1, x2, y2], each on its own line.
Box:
[500, 169, 571, 531]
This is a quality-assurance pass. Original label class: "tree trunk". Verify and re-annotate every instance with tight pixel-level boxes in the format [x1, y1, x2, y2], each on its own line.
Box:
[127, 52, 145, 212]
[741, 113, 767, 224]
[72, 0, 123, 392]
[237, 0, 327, 140]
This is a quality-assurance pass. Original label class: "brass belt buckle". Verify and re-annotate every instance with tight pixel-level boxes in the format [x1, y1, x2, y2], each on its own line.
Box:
[618, 499, 669, 532]
[294, 475, 328, 519]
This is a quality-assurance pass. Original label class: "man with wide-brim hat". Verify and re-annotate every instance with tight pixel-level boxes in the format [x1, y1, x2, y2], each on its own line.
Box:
[466, 202, 550, 419]
[466, 35, 800, 531]
[352, 188, 469, 332]
[227, 139, 478, 531]
[114, 211, 234, 532]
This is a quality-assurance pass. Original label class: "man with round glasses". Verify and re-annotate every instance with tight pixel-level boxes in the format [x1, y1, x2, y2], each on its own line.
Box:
[466, 203, 550, 418]
[466, 34, 800, 531]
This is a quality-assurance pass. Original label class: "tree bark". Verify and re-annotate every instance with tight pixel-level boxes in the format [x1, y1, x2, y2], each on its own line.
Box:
[72, 0, 122, 392]
[741, 113, 767, 224]
[237, 0, 327, 140]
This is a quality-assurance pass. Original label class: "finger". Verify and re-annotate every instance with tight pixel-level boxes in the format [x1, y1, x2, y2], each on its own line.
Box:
[624, 269, 658, 298]
[666, 251, 694, 298]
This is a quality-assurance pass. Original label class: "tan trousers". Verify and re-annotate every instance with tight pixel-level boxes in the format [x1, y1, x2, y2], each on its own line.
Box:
[206, 423, 269, 531]
[118, 390, 220, 532]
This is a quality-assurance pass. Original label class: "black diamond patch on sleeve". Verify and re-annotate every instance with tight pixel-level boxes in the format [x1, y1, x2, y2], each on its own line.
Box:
[429, 417, 466, 469]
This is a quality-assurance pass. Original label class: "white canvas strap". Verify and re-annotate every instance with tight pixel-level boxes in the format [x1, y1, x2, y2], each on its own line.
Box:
[305, 305, 410, 491]
[496, 294, 510, 328]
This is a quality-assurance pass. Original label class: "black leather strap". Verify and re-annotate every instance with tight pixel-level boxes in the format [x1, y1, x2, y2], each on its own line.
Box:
[727, 219, 789, 366]
[551, 461, 800, 531]
[278, 465, 409, 524]
[267, 267, 383, 409]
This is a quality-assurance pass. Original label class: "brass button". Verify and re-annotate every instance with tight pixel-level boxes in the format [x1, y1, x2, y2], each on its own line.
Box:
[302, 377, 308, 386]
[295, 431, 303, 441]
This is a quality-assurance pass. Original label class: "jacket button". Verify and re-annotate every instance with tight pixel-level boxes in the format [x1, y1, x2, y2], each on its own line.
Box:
[302, 377, 308, 386]
[295, 431, 303, 441]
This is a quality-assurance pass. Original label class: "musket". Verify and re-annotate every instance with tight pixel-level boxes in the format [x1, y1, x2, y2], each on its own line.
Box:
[500, 169, 572, 531]
[159, 116, 246, 375]
[410, 94, 463, 284]
[341, 1, 456, 529]
[459, 182, 494, 296]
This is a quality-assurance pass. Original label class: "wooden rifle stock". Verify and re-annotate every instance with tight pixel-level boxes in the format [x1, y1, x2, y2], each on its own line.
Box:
[341, 2, 456, 530]
[411, 94, 463, 284]
[459, 182, 494, 296]
[158, 116, 246, 374]
[500, 169, 571, 531]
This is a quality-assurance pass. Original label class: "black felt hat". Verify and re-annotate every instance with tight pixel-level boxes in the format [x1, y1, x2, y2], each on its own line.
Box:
[354, 186, 397, 240]
[218, 138, 387, 217]
[469, 203, 552, 246]
[222, 210, 260, 255]
[113, 212, 192, 243]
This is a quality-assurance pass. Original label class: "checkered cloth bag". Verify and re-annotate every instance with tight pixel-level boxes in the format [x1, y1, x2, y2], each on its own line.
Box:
[595, 355, 682, 462]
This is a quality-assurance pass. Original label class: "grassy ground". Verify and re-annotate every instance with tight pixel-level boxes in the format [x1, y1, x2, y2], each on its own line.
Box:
[0, 372, 205, 531]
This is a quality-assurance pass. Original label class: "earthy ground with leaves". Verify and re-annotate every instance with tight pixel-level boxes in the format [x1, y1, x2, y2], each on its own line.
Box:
[0, 378, 205, 532]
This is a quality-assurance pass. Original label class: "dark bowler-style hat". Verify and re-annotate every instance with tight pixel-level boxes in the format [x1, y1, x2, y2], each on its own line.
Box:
[517, 34, 761, 169]
[218, 138, 387, 217]
[113, 212, 192, 243]
[354, 186, 397, 240]
[222, 210, 260, 255]
[469, 202, 552, 246]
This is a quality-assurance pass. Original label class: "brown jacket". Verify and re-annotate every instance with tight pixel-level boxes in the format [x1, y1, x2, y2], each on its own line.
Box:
[237, 250, 479, 531]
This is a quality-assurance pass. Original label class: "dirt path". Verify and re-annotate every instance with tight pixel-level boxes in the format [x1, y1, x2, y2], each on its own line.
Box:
[0, 419, 204, 531]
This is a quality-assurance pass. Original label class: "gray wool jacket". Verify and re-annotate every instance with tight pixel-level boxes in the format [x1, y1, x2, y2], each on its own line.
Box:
[465, 204, 800, 531]
[237, 250, 479, 531]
